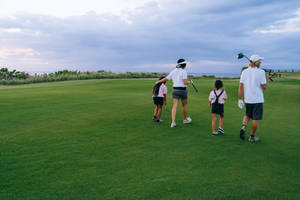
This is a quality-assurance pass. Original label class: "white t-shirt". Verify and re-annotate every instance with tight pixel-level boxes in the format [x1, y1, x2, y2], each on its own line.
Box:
[166, 68, 188, 87]
[240, 67, 267, 103]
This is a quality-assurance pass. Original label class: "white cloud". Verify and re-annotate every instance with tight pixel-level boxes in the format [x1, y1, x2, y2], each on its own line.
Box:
[254, 8, 300, 34]
[188, 60, 238, 73]
[0, 0, 155, 18]
[0, 47, 41, 59]
[0, 1, 300, 73]
[0, 28, 22, 33]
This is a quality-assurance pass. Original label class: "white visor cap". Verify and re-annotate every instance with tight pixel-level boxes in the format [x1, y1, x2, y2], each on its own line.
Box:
[250, 55, 264, 62]
[178, 61, 187, 65]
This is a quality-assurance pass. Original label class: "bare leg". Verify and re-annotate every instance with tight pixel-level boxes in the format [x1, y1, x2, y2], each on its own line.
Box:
[157, 105, 162, 120]
[240, 115, 250, 140]
[153, 106, 158, 116]
[211, 114, 217, 133]
[181, 98, 188, 120]
[243, 115, 250, 126]
[251, 120, 259, 136]
[219, 114, 224, 128]
[172, 99, 179, 124]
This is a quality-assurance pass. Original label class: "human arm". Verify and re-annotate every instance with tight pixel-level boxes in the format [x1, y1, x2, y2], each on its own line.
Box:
[208, 91, 213, 108]
[156, 77, 168, 84]
[238, 83, 244, 100]
[182, 70, 190, 85]
[261, 83, 267, 90]
[239, 71, 245, 100]
[163, 86, 167, 105]
[261, 72, 268, 90]
[223, 90, 228, 100]
[238, 83, 244, 109]
[183, 79, 190, 85]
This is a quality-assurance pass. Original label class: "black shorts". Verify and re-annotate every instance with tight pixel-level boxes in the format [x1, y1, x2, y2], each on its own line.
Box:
[211, 103, 224, 116]
[246, 103, 263, 120]
[172, 88, 188, 100]
[153, 97, 164, 105]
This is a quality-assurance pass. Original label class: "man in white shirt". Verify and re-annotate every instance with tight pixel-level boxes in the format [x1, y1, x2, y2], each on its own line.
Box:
[238, 55, 268, 142]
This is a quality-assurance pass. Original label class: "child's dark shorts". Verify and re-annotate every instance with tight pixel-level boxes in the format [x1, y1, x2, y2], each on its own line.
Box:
[245, 103, 263, 120]
[153, 97, 164, 105]
[211, 103, 224, 116]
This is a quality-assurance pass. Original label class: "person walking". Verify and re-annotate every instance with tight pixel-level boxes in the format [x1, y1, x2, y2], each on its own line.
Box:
[152, 76, 167, 123]
[156, 59, 193, 128]
[209, 80, 227, 136]
[238, 54, 268, 142]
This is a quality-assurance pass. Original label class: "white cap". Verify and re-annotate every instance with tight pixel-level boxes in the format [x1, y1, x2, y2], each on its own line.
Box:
[178, 60, 187, 65]
[176, 59, 188, 68]
[250, 54, 264, 62]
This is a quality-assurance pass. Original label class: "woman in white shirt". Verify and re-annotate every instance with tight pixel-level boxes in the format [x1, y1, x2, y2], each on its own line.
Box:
[156, 59, 192, 128]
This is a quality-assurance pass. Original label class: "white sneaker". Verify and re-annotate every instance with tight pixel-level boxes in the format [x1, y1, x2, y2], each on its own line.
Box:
[249, 136, 260, 143]
[183, 117, 192, 124]
[170, 123, 176, 128]
[212, 132, 218, 136]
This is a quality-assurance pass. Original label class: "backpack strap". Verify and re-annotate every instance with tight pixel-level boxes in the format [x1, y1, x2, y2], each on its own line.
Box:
[218, 89, 224, 97]
[213, 90, 217, 97]
[214, 90, 224, 98]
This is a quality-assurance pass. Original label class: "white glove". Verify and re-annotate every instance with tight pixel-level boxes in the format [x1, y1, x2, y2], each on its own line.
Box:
[238, 99, 244, 109]
[155, 81, 159, 84]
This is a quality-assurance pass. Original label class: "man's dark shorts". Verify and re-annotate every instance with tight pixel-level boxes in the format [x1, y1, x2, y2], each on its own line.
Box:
[172, 88, 188, 100]
[246, 103, 263, 120]
[153, 97, 164, 105]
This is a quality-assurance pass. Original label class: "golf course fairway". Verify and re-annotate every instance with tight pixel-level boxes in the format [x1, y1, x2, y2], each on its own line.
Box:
[1, 78, 299, 200]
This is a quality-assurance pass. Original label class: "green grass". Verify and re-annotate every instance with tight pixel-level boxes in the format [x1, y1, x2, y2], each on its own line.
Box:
[0, 79, 299, 200]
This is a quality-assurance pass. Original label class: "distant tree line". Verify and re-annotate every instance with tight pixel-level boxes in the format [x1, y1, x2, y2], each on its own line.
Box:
[240, 67, 300, 73]
[0, 68, 30, 80]
[0, 68, 165, 85]
[274, 69, 300, 73]
[0, 67, 298, 85]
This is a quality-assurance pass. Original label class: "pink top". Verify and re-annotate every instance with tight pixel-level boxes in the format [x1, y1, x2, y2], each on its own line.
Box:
[209, 89, 227, 104]
[153, 84, 167, 98]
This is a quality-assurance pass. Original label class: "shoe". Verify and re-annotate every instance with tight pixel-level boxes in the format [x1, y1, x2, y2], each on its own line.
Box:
[249, 136, 260, 143]
[170, 123, 176, 128]
[218, 128, 224, 135]
[183, 117, 192, 124]
[212, 132, 218, 136]
[152, 116, 157, 120]
[240, 125, 246, 140]
[156, 119, 163, 123]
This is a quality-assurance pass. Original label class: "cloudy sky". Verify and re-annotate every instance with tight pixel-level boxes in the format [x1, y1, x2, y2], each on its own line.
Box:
[0, 0, 300, 75]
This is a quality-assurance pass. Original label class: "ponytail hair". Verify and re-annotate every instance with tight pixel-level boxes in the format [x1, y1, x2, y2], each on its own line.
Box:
[153, 76, 165, 96]
[176, 58, 187, 69]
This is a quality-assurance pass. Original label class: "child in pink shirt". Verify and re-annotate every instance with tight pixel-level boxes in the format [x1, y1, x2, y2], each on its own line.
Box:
[209, 80, 227, 135]
[152, 76, 167, 123]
